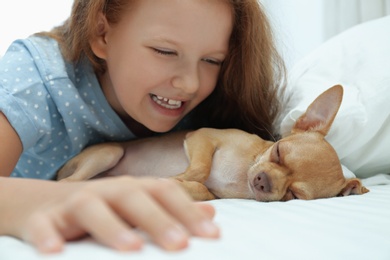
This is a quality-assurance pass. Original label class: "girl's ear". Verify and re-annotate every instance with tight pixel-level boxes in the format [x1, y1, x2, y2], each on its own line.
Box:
[90, 13, 110, 60]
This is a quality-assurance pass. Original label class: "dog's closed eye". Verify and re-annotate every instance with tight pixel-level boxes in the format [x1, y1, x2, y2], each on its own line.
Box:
[270, 142, 281, 164]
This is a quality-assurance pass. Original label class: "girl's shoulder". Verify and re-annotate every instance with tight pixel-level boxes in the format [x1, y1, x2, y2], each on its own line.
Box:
[1, 36, 70, 82]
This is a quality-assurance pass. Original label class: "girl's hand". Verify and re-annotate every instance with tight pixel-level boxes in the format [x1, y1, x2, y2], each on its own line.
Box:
[18, 176, 219, 253]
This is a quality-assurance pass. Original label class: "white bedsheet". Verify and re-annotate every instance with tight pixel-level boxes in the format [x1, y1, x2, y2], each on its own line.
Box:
[1, 177, 390, 260]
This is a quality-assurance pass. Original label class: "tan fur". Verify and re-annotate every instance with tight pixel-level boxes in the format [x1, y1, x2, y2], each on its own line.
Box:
[58, 85, 369, 201]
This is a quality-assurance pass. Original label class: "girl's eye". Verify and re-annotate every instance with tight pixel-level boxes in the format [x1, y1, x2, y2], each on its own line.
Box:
[202, 58, 223, 66]
[152, 48, 176, 56]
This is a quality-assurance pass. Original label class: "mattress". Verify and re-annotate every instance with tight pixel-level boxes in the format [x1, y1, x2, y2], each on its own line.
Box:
[1, 176, 390, 260]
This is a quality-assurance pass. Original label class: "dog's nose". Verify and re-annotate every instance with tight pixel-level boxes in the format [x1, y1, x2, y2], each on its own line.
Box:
[253, 172, 271, 192]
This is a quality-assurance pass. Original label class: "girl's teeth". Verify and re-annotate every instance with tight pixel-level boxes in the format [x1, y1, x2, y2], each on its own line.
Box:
[168, 99, 180, 105]
[152, 95, 182, 109]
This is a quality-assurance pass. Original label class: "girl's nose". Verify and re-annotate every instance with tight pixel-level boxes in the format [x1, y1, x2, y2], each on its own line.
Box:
[171, 63, 200, 94]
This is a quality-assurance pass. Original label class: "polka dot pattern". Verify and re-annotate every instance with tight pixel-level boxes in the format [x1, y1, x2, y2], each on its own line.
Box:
[0, 36, 133, 179]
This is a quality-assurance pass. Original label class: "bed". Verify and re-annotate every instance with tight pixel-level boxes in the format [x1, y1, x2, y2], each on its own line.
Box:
[1, 16, 390, 260]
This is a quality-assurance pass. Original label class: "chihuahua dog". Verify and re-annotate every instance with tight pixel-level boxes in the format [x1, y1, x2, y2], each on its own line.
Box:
[57, 85, 369, 201]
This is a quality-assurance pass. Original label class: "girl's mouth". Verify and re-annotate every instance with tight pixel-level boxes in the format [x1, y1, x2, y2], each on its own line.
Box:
[150, 94, 183, 109]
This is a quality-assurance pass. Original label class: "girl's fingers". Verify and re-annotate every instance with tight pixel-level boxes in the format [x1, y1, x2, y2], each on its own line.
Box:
[142, 179, 220, 238]
[63, 191, 143, 251]
[109, 187, 190, 251]
[21, 212, 64, 253]
[112, 179, 219, 250]
[195, 202, 216, 219]
[22, 177, 220, 253]
[101, 177, 219, 250]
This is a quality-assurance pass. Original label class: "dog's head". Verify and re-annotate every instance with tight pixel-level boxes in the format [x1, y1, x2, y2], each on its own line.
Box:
[248, 85, 369, 202]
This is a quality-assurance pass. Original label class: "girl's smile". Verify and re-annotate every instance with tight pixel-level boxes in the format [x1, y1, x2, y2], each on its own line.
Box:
[90, 0, 233, 135]
[149, 93, 187, 118]
[150, 94, 184, 110]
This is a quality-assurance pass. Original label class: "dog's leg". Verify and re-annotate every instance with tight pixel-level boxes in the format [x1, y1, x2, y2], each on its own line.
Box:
[57, 142, 125, 181]
[174, 179, 216, 201]
[173, 129, 218, 184]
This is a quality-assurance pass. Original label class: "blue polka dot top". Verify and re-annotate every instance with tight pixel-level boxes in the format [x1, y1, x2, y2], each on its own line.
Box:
[0, 36, 134, 179]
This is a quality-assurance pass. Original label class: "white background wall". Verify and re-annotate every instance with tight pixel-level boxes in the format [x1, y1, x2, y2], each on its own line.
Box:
[1, 0, 326, 70]
[0, 0, 73, 56]
[260, 0, 325, 70]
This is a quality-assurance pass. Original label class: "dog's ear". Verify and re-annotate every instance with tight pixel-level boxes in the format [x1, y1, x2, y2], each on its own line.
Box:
[292, 85, 343, 136]
[338, 178, 370, 196]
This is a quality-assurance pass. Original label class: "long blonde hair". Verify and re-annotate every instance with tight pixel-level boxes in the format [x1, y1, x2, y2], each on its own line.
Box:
[45, 0, 286, 140]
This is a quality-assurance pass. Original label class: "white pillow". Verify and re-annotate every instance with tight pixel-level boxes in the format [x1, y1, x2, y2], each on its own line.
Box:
[278, 16, 390, 179]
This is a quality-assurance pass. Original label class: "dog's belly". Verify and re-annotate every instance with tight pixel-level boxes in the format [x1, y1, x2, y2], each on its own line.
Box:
[205, 149, 254, 199]
[108, 141, 189, 178]
[108, 138, 254, 199]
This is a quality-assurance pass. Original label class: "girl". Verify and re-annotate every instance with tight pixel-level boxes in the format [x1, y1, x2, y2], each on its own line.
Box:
[0, 0, 285, 254]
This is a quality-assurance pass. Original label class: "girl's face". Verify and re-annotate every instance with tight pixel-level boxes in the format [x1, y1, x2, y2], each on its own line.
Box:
[92, 0, 233, 134]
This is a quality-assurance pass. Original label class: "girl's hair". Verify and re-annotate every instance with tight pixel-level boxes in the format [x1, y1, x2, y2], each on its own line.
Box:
[45, 0, 286, 141]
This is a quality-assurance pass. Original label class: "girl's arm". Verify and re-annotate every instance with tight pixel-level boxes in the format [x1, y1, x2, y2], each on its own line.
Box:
[0, 112, 219, 253]
[0, 112, 22, 177]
